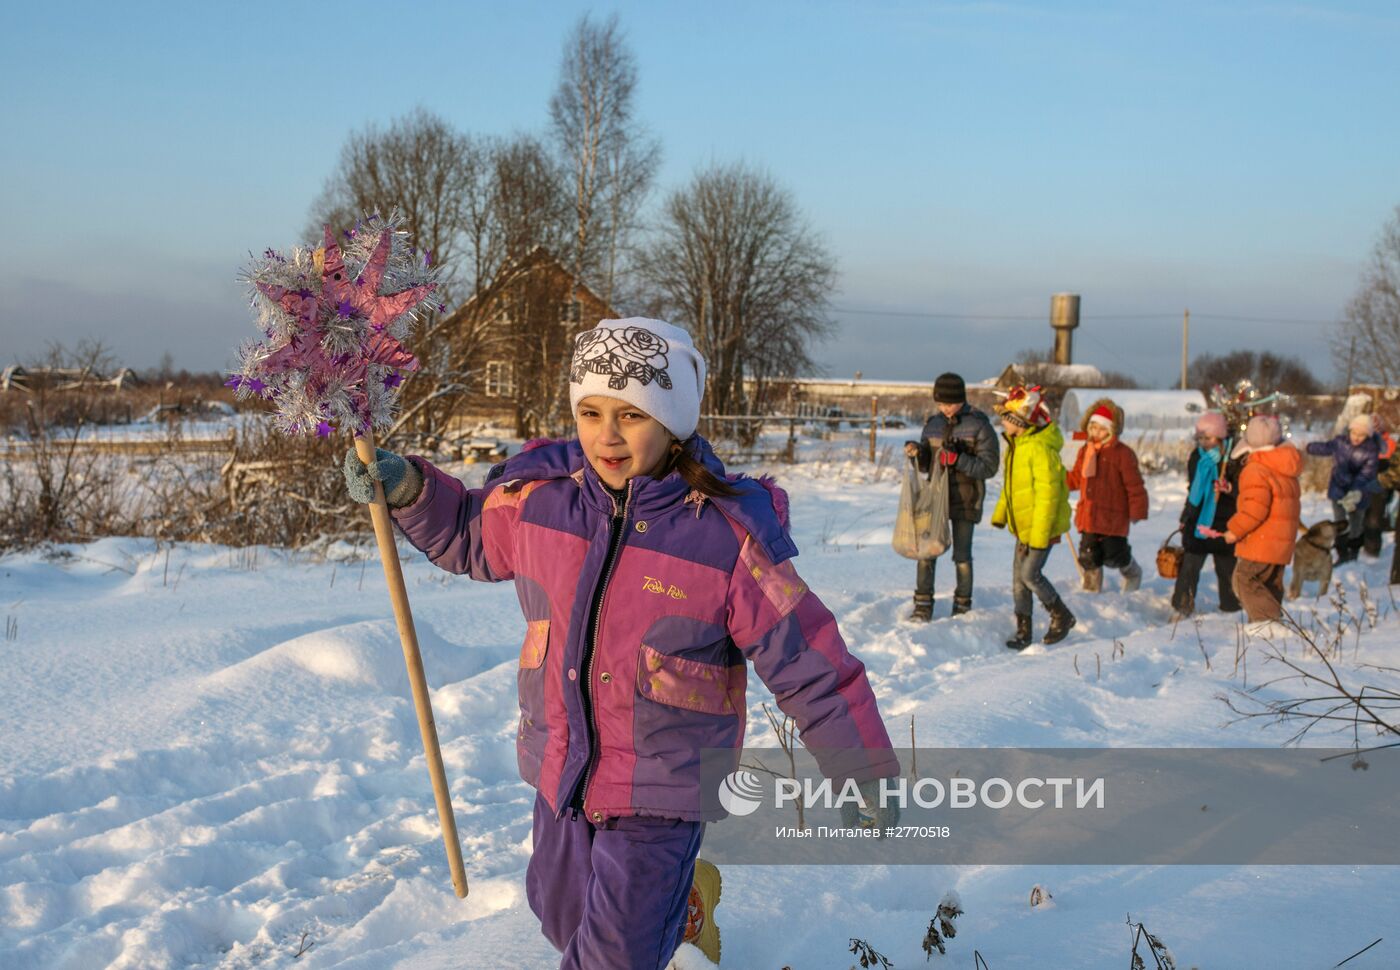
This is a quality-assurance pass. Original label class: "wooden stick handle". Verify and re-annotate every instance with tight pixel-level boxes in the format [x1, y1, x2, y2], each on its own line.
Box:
[1061, 528, 1087, 584]
[354, 433, 469, 898]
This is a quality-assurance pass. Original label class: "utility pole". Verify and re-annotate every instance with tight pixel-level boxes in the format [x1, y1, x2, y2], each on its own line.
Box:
[1180, 309, 1190, 391]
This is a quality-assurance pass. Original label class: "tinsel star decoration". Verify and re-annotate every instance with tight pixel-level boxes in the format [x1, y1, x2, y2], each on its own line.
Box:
[1208, 379, 1294, 441]
[226, 215, 442, 436]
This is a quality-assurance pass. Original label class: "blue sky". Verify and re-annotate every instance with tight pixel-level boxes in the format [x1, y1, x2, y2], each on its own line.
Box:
[2, 1, 1397, 386]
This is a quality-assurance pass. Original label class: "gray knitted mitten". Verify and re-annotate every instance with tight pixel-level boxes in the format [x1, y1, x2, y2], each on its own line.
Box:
[342, 448, 424, 508]
[839, 779, 902, 834]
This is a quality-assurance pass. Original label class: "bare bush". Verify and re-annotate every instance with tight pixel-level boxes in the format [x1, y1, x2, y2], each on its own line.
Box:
[1, 344, 150, 548]
[847, 938, 893, 969]
[1126, 915, 1177, 969]
[1128, 432, 1192, 475]
[921, 891, 964, 957]
[192, 422, 362, 548]
[1219, 592, 1399, 750]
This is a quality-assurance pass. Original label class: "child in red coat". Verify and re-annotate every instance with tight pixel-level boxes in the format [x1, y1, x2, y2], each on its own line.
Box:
[1066, 401, 1149, 592]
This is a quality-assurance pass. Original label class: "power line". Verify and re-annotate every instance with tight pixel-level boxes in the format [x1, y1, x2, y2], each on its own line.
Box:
[830, 305, 1345, 327]
[1077, 330, 1140, 373]
[1189, 312, 1342, 326]
[830, 306, 1045, 321]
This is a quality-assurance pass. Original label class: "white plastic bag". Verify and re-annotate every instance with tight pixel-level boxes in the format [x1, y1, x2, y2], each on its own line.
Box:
[892, 456, 950, 559]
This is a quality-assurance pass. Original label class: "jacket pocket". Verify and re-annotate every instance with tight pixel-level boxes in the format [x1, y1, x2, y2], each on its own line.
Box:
[520, 619, 549, 669]
[636, 643, 745, 716]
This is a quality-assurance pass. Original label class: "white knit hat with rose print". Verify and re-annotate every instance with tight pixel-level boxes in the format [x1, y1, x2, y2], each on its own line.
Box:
[568, 318, 707, 440]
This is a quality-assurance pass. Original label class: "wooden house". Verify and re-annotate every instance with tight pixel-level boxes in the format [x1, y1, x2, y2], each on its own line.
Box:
[438, 247, 616, 438]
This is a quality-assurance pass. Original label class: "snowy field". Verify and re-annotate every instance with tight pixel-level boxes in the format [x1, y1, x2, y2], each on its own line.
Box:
[3, 441, 1399, 969]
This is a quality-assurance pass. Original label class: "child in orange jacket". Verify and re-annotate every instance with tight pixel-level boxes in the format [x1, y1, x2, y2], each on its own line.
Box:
[1224, 415, 1303, 635]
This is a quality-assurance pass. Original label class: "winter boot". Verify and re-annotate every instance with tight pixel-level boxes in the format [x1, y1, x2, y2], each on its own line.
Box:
[1043, 598, 1077, 645]
[1333, 522, 1358, 565]
[683, 858, 722, 964]
[1005, 613, 1033, 651]
[1120, 558, 1143, 593]
[951, 562, 974, 616]
[1082, 567, 1103, 593]
[908, 595, 933, 624]
[1171, 589, 1195, 618]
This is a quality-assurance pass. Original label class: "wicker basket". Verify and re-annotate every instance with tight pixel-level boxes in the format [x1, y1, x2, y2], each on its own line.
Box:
[1156, 528, 1185, 579]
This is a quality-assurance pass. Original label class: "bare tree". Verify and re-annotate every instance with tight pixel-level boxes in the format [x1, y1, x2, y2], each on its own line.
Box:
[1335, 204, 1400, 387]
[307, 107, 489, 301]
[490, 134, 571, 263]
[643, 162, 836, 418]
[549, 13, 660, 309]
[1187, 349, 1324, 396]
[307, 109, 501, 437]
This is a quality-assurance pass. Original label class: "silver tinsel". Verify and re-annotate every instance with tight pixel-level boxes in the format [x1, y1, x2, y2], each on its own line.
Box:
[229, 212, 442, 437]
[1208, 379, 1295, 442]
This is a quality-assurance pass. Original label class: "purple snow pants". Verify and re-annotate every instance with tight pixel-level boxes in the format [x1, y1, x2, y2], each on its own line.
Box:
[526, 794, 705, 970]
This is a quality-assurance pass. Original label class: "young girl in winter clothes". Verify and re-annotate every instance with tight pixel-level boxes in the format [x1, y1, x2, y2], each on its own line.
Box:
[1224, 415, 1303, 635]
[1171, 411, 1243, 617]
[1065, 400, 1148, 593]
[1307, 414, 1382, 564]
[990, 386, 1076, 649]
[343, 318, 898, 969]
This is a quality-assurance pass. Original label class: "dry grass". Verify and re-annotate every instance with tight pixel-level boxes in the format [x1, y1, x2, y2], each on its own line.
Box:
[1, 416, 373, 553]
[0, 376, 239, 435]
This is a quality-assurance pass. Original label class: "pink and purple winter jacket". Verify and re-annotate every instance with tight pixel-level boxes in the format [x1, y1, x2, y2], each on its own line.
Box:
[390, 437, 898, 824]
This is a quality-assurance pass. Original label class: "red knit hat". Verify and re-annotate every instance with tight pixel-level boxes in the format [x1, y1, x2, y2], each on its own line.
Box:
[1087, 405, 1115, 431]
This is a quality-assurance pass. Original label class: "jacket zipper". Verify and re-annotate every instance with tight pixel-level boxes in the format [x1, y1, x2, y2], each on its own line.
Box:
[576, 480, 632, 820]
[1004, 436, 1019, 537]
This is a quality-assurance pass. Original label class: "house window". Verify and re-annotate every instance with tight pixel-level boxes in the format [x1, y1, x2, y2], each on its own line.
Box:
[484, 361, 515, 398]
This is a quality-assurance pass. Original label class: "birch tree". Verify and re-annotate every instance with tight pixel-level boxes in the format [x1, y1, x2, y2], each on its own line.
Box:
[549, 13, 659, 309]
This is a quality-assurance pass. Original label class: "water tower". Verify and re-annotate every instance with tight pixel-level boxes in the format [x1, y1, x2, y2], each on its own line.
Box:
[1050, 293, 1080, 365]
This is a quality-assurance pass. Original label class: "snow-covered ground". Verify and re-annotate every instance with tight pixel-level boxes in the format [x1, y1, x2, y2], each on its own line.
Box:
[3, 443, 1398, 969]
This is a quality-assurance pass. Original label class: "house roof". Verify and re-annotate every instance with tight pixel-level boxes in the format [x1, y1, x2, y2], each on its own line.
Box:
[440, 246, 614, 326]
[994, 362, 1106, 387]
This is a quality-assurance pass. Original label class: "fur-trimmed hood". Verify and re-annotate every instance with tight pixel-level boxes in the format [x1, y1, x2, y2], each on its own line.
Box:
[1079, 397, 1125, 436]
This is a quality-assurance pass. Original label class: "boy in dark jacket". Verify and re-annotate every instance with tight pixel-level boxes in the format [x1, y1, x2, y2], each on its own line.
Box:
[1306, 414, 1381, 564]
[1172, 411, 1243, 616]
[902, 372, 1000, 621]
[1065, 400, 1149, 592]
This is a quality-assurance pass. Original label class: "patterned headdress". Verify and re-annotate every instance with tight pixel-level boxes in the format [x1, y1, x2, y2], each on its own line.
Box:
[568, 318, 707, 440]
[996, 385, 1051, 429]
